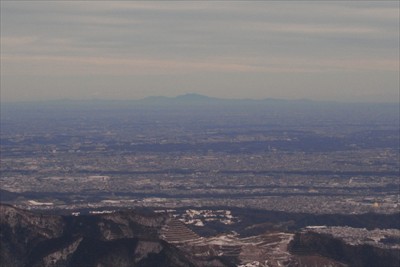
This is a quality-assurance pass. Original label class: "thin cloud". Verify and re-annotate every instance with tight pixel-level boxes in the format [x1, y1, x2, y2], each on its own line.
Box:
[1, 1, 398, 102]
[3, 54, 397, 77]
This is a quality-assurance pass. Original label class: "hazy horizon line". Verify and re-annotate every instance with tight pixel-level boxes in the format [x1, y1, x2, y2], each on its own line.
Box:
[1, 93, 399, 105]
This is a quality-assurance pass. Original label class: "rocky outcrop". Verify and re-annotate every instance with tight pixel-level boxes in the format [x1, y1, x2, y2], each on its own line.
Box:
[0, 204, 64, 267]
[288, 231, 400, 267]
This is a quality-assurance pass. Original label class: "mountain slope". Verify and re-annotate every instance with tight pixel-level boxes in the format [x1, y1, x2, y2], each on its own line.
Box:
[0, 204, 209, 267]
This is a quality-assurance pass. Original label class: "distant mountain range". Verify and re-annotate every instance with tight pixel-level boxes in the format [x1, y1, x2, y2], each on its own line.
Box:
[1, 93, 301, 105]
[139, 93, 313, 106]
[3, 93, 398, 107]
[143, 93, 216, 102]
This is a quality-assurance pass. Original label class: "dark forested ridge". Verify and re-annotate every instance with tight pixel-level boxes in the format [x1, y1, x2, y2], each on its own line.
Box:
[1, 204, 399, 267]
[0, 204, 202, 267]
[289, 232, 400, 267]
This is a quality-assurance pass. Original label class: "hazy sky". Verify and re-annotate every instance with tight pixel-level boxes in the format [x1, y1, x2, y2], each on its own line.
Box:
[1, 1, 399, 102]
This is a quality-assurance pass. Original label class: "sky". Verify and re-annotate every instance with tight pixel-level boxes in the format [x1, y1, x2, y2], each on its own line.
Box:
[1, 1, 399, 102]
